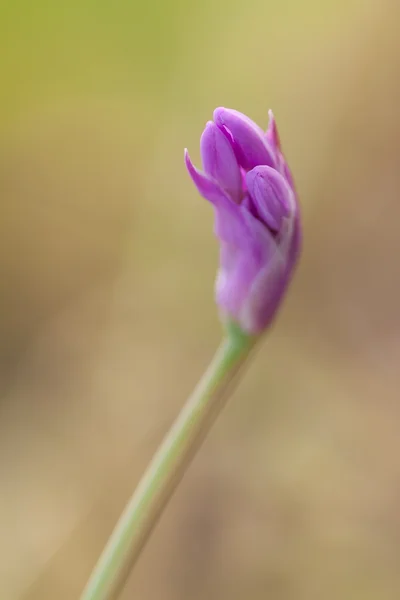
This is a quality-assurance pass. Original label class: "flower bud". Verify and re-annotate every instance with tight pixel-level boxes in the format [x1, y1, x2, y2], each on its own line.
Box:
[185, 107, 301, 335]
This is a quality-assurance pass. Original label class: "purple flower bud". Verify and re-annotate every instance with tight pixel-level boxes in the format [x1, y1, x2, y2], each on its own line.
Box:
[185, 108, 301, 335]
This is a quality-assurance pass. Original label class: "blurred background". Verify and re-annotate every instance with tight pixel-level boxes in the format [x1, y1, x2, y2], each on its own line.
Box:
[1, 0, 400, 598]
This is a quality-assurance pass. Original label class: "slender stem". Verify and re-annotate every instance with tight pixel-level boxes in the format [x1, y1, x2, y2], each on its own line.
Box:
[80, 325, 256, 600]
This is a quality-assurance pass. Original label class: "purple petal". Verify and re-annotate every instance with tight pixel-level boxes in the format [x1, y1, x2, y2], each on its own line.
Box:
[240, 252, 288, 333]
[216, 245, 258, 320]
[213, 107, 275, 171]
[185, 148, 229, 206]
[282, 160, 295, 191]
[241, 193, 258, 219]
[216, 210, 278, 326]
[200, 121, 242, 203]
[265, 110, 281, 151]
[265, 111, 296, 192]
[245, 166, 292, 231]
[242, 208, 302, 333]
[216, 240, 271, 322]
[185, 149, 248, 247]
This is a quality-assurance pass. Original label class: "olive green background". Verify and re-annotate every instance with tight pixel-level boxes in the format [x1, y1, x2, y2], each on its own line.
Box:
[1, 0, 400, 598]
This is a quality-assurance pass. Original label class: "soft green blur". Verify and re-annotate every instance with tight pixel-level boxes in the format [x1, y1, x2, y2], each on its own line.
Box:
[2, 1, 400, 599]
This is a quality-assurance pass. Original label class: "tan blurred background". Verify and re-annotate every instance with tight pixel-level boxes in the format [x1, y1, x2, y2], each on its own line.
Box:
[1, 0, 400, 598]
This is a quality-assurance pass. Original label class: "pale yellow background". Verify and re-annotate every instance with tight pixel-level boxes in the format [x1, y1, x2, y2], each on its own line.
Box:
[1, 1, 400, 598]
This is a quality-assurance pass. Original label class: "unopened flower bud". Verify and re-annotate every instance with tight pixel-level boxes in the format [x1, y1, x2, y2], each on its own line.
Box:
[185, 107, 301, 334]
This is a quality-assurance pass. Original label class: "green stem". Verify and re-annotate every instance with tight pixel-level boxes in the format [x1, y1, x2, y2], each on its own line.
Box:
[80, 324, 256, 600]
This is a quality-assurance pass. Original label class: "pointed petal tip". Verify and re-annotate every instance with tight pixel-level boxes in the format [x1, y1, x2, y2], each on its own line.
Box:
[266, 110, 281, 150]
[267, 110, 277, 130]
[184, 147, 193, 169]
[184, 147, 230, 208]
[184, 148, 201, 184]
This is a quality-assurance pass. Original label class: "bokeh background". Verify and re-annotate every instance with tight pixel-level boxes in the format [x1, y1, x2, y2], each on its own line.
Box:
[1, 0, 400, 598]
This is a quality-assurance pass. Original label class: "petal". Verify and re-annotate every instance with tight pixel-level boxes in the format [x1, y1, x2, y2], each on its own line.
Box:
[216, 245, 259, 319]
[216, 211, 278, 324]
[282, 160, 295, 191]
[241, 193, 257, 219]
[213, 107, 275, 170]
[200, 121, 242, 203]
[239, 252, 288, 333]
[185, 149, 248, 248]
[245, 166, 292, 231]
[265, 111, 297, 191]
[185, 148, 228, 206]
[265, 109, 281, 151]
[239, 202, 301, 333]
[242, 209, 301, 334]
